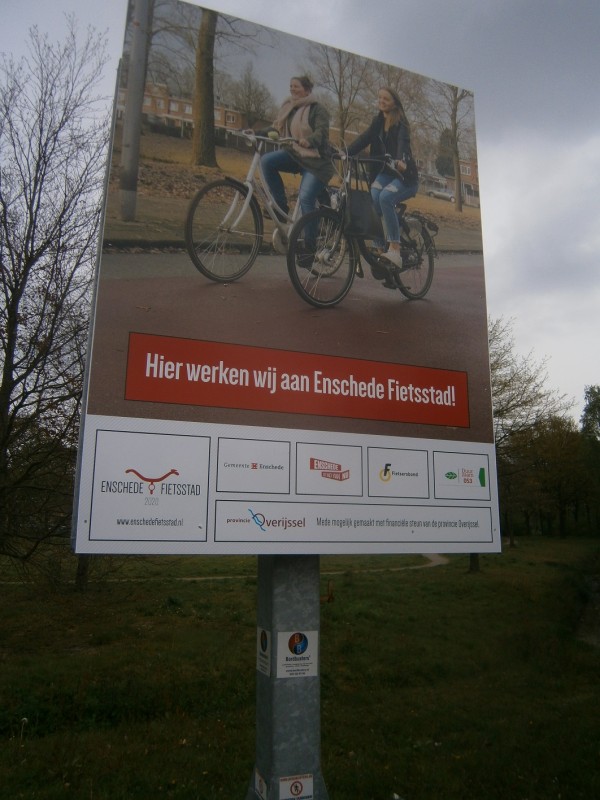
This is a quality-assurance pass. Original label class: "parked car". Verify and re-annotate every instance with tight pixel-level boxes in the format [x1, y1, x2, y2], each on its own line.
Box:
[427, 189, 456, 203]
[427, 188, 455, 203]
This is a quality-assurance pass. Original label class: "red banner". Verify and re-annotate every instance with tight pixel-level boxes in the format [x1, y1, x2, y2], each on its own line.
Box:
[125, 332, 470, 427]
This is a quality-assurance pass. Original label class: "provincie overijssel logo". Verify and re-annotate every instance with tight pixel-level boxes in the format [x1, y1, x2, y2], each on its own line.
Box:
[248, 508, 306, 532]
[99, 468, 202, 496]
[310, 457, 350, 482]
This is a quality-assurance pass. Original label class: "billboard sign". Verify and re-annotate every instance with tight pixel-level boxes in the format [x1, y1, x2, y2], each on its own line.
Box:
[73, 0, 500, 554]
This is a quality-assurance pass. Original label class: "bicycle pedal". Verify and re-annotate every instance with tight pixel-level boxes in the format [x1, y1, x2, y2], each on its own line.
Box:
[369, 263, 389, 281]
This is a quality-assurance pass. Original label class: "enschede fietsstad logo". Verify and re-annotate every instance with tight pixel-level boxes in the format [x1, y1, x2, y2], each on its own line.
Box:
[99, 467, 202, 496]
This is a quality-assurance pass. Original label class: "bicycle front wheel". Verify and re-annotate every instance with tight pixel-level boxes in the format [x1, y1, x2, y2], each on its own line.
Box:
[396, 216, 435, 299]
[185, 179, 263, 282]
[287, 208, 356, 308]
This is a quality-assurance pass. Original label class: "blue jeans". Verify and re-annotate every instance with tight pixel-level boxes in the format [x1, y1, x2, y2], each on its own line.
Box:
[371, 172, 418, 247]
[261, 149, 326, 217]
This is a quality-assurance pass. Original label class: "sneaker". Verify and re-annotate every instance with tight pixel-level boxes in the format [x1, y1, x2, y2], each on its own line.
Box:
[384, 248, 403, 268]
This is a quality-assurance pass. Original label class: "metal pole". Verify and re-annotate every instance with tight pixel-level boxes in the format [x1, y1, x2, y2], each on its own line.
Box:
[246, 555, 329, 799]
[120, 0, 150, 222]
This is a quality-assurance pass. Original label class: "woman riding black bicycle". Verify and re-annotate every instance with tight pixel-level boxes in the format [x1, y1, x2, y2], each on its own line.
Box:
[347, 86, 419, 276]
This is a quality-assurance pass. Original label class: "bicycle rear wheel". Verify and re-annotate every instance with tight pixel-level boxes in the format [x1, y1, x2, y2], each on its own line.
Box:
[185, 179, 263, 282]
[395, 216, 435, 299]
[287, 208, 356, 308]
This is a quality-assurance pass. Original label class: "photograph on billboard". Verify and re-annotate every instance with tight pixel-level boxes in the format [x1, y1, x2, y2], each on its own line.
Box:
[74, 0, 500, 555]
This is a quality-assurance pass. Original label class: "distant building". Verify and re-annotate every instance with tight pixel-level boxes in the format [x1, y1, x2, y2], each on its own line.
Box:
[116, 84, 479, 205]
[116, 83, 249, 138]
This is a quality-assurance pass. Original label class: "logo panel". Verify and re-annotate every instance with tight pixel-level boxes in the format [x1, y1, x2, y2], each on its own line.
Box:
[90, 429, 210, 541]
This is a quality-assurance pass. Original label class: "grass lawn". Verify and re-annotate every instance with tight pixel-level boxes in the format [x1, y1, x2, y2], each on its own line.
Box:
[1, 538, 598, 799]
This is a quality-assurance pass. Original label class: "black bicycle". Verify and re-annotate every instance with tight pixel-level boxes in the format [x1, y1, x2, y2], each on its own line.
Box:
[286, 151, 438, 308]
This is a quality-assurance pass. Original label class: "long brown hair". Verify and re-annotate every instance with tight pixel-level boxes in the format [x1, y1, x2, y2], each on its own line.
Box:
[381, 86, 409, 128]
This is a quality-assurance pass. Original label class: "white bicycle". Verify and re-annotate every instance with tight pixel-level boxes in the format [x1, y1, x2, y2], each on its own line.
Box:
[184, 130, 303, 282]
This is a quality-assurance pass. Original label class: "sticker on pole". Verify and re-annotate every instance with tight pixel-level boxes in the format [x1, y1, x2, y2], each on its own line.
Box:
[277, 631, 318, 678]
[255, 767, 268, 799]
[256, 627, 271, 677]
[280, 773, 313, 799]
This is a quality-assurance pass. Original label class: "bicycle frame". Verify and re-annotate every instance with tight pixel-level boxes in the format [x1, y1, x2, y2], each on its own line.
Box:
[234, 131, 302, 233]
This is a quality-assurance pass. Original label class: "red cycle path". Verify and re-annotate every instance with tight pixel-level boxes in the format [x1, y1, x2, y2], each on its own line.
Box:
[87, 251, 493, 443]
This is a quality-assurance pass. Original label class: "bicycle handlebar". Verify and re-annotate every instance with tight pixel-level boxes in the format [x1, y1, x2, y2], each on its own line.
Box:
[237, 129, 297, 146]
[330, 150, 406, 181]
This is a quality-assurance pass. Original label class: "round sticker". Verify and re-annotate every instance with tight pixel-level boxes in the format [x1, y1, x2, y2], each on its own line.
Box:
[288, 632, 308, 655]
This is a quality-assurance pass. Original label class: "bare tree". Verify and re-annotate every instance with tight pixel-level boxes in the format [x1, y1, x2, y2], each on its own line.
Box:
[304, 44, 372, 142]
[489, 317, 572, 449]
[361, 63, 429, 123]
[229, 62, 276, 128]
[192, 11, 277, 166]
[0, 19, 109, 561]
[488, 316, 572, 547]
[426, 82, 475, 211]
[193, 7, 218, 167]
[144, 0, 202, 97]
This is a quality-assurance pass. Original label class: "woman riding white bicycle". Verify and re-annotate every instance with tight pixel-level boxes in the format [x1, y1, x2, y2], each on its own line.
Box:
[259, 76, 334, 222]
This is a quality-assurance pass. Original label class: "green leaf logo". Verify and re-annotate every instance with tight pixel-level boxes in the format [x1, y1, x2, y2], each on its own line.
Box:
[445, 471, 457, 480]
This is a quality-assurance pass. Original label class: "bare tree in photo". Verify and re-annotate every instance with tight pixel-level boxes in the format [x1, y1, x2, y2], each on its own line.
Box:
[0, 19, 109, 563]
[193, 7, 218, 166]
[305, 44, 372, 142]
[427, 82, 475, 211]
[192, 11, 278, 166]
[229, 62, 276, 129]
[362, 63, 429, 122]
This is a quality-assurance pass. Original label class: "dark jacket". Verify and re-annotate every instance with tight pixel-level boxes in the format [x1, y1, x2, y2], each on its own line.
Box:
[348, 112, 417, 184]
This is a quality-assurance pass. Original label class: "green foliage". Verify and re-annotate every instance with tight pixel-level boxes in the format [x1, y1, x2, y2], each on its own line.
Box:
[487, 318, 600, 539]
[1, 542, 599, 799]
[581, 385, 600, 440]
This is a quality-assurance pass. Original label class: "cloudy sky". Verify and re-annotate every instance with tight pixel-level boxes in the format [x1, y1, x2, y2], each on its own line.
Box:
[3, 0, 599, 421]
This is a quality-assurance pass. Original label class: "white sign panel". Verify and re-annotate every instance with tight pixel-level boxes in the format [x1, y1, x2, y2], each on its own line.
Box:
[75, 415, 499, 554]
[280, 774, 314, 800]
[73, 1, 500, 556]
